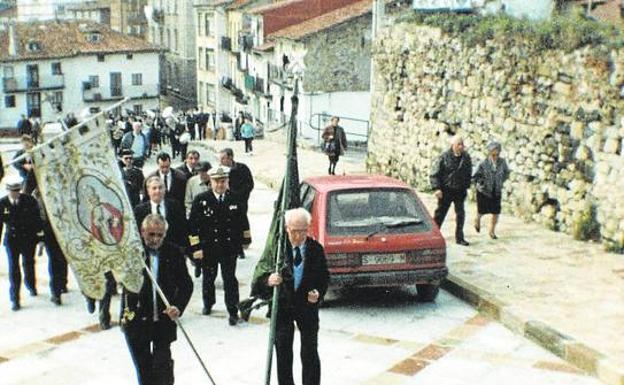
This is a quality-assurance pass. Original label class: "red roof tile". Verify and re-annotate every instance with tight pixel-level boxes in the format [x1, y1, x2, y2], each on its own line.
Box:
[248, 0, 303, 14]
[0, 21, 159, 62]
[268, 0, 371, 40]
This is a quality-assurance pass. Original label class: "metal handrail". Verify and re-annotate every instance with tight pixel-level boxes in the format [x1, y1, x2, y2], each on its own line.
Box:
[309, 112, 370, 145]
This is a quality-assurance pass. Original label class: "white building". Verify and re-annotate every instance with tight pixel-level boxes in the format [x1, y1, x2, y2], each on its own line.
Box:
[16, 0, 76, 22]
[0, 21, 161, 129]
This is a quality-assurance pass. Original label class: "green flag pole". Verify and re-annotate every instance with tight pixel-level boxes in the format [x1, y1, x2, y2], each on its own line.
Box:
[263, 77, 300, 385]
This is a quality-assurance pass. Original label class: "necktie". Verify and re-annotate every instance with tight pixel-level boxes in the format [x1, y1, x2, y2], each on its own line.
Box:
[164, 173, 169, 192]
[156, 203, 161, 215]
[294, 246, 302, 266]
[219, 195, 224, 204]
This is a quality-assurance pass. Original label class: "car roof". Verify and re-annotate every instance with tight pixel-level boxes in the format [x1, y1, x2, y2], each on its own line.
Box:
[303, 174, 412, 193]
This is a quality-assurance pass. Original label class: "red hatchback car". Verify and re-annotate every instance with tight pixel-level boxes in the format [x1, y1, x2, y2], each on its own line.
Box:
[300, 175, 447, 301]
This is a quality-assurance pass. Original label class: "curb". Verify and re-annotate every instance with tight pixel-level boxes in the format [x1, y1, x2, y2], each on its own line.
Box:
[442, 274, 624, 385]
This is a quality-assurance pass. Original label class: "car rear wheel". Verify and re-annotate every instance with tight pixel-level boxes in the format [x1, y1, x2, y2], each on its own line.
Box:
[416, 284, 440, 302]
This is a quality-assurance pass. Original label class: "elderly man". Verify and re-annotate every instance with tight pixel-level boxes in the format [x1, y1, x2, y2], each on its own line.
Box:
[430, 134, 473, 246]
[188, 166, 248, 325]
[0, 176, 44, 310]
[121, 121, 149, 168]
[254, 208, 329, 385]
[121, 214, 193, 385]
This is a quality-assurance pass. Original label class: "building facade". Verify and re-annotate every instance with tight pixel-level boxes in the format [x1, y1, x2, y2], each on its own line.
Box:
[0, 21, 160, 129]
[146, 0, 196, 110]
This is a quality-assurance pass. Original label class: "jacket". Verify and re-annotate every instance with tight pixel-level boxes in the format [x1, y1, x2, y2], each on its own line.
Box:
[430, 149, 472, 192]
[134, 199, 189, 252]
[473, 157, 510, 198]
[0, 193, 43, 245]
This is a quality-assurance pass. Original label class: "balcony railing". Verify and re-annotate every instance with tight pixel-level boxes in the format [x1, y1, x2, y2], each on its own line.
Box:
[82, 83, 159, 102]
[221, 36, 231, 51]
[2, 75, 65, 93]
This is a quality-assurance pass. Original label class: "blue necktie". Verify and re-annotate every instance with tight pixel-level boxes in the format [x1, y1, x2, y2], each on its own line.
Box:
[294, 247, 302, 266]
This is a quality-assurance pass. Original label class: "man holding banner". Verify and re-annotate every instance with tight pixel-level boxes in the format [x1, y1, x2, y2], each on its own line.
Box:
[121, 214, 192, 385]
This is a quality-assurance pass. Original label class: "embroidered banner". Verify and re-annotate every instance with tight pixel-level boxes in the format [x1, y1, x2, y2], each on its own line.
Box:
[31, 109, 144, 299]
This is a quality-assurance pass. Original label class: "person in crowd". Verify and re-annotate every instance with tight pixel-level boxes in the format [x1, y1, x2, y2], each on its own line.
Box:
[121, 122, 149, 169]
[121, 214, 193, 385]
[254, 208, 329, 385]
[218, 148, 253, 258]
[241, 118, 255, 154]
[473, 141, 510, 240]
[188, 166, 246, 325]
[12, 135, 37, 194]
[84, 273, 116, 330]
[119, 149, 145, 208]
[31, 117, 41, 144]
[234, 111, 245, 141]
[197, 108, 208, 140]
[145, 153, 187, 205]
[184, 161, 212, 218]
[176, 150, 200, 180]
[0, 176, 44, 311]
[17, 114, 32, 136]
[135, 176, 188, 252]
[321, 116, 347, 175]
[430, 134, 473, 246]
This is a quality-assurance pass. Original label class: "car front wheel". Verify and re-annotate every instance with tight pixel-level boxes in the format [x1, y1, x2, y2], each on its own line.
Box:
[416, 284, 440, 302]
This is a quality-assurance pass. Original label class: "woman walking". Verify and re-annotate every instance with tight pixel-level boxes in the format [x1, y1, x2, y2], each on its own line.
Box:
[321, 116, 347, 175]
[473, 141, 510, 239]
[240, 118, 255, 154]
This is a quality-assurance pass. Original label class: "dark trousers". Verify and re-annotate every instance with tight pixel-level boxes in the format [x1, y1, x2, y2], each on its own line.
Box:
[433, 188, 467, 241]
[5, 241, 36, 303]
[85, 272, 116, 325]
[275, 307, 321, 385]
[45, 232, 67, 297]
[328, 155, 339, 175]
[244, 138, 253, 153]
[124, 322, 174, 385]
[198, 124, 206, 140]
[201, 253, 239, 316]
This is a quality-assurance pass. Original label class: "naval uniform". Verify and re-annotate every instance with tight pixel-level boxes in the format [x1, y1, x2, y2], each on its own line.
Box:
[0, 193, 43, 306]
[188, 189, 246, 317]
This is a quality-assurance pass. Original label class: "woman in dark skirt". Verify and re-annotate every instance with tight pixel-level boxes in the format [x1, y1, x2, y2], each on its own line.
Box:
[473, 141, 510, 239]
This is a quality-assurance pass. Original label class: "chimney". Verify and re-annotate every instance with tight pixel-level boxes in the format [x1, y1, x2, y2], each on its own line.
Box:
[8, 22, 18, 57]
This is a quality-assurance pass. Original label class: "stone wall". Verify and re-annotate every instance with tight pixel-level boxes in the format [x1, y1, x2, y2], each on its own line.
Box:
[302, 13, 372, 93]
[367, 22, 624, 250]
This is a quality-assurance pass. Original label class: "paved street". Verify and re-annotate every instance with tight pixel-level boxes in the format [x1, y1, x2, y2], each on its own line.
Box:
[0, 142, 603, 385]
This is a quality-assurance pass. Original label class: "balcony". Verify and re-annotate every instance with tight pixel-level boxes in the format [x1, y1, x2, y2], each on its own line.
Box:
[254, 76, 264, 94]
[244, 74, 255, 91]
[83, 83, 159, 102]
[221, 36, 231, 51]
[3, 75, 65, 93]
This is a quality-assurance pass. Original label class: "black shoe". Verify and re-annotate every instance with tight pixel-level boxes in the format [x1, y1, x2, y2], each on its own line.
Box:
[238, 251, 246, 259]
[51, 296, 62, 306]
[29, 288, 37, 297]
[11, 302, 20, 311]
[456, 239, 470, 246]
[61, 287, 68, 294]
[99, 320, 111, 330]
[86, 299, 96, 314]
[228, 314, 238, 326]
[202, 307, 212, 316]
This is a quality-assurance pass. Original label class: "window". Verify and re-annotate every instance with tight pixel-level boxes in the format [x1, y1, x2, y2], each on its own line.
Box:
[89, 107, 101, 114]
[52, 91, 63, 111]
[4, 95, 15, 108]
[206, 84, 215, 104]
[89, 75, 99, 88]
[126, 54, 133, 60]
[133, 104, 143, 114]
[198, 82, 204, 105]
[205, 49, 215, 71]
[87, 32, 102, 43]
[97, 54, 105, 62]
[3, 65, 14, 78]
[174, 29, 178, 52]
[166, 29, 171, 49]
[27, 40, 42, 52]
[205, 14, 213, 36]
[197, 13, 202, 36]
[132, 73, 143, 86]
[198, 47, 204, 70]
[51, 62, 62, 75]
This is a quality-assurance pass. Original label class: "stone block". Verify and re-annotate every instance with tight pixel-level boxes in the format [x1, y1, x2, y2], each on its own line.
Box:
[524, 321, 573, 359]
[553, 82, 573, 96]
[565, 343, 605, 375]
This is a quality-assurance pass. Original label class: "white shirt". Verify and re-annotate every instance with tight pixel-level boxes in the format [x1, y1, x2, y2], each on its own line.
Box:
[150, 200, 167, 219]
[159, 171, 172, 192]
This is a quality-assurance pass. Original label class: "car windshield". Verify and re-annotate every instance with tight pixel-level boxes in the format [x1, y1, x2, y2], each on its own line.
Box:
[327, 188, 431, 236]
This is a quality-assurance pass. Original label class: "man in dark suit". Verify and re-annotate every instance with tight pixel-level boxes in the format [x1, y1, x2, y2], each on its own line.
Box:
[0, 176, 44, 310]
[255, 208, 329, 385]
[119, 149, 145, 208]
[188, 166, 248, 325]
[121, 214, 193, 385]
[12, 135, 37, 194]
[218, 148, 253, 258]
[145, 152, 187, 205]
[135, 176, 188, 252]
[176, 150, 200, 181]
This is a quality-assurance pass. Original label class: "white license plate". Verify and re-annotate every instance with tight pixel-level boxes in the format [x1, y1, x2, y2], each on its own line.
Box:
[361, 253, 405, 265]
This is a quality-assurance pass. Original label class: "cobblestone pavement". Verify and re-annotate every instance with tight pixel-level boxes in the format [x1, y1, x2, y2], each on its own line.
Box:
[0, 137, 619, 384]
[202, 135, 624, 385]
